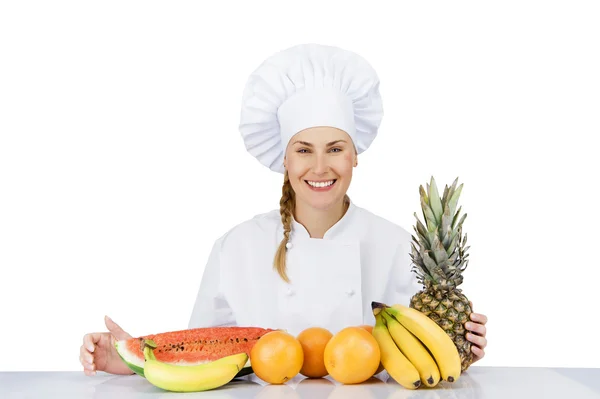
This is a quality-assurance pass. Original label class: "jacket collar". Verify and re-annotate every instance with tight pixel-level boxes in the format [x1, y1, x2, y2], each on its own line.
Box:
[290, 198, 357, 240]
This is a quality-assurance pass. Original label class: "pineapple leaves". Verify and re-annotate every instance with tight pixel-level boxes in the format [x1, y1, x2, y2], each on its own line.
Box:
[422, 250, 440, 275]
[428, 176, 444, 225]
[447, 177, 459, 198]
[412, 221, 431, 251]
[419, 185, 429, 206]
[456, 212, 467, 230]
[414, 213, 428, 238]
[410, 242, 426, 268]
[441, 204, 453, 247]
[421, 196, 437, 233]
[413, 177, 470, 288]
[446, 234, 459, 257]
[431, 231, 449, 265]
[447, 182, 463, 220]
[448, 248, 459, 265]
[450, 213, 467, 243]
[442, 184, 449, 205]
[452, 206, 462, 229]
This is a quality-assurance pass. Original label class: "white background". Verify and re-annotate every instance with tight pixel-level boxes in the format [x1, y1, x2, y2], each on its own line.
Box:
[1, 1, 599, 372]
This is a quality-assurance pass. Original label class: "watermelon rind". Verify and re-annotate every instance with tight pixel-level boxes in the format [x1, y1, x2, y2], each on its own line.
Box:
[115, 340, 146, 377]
[114, 340, 254, 378]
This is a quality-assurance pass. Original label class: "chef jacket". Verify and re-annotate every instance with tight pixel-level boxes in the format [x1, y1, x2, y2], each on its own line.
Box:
[188, 200, 422, 336]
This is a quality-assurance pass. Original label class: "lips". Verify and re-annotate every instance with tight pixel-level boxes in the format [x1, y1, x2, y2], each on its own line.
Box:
[305, 179, 337, 191]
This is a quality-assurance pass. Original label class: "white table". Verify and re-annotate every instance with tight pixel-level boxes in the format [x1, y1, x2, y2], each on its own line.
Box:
[1, 367, 599, 398]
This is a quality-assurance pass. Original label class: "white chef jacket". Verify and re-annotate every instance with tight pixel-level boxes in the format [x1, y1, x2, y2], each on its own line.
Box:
[188, 200, 422, 337]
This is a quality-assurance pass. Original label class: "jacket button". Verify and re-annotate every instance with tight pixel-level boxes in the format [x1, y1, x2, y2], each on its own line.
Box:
[286, 288, 295, 296]
[346, 289, 355, 297]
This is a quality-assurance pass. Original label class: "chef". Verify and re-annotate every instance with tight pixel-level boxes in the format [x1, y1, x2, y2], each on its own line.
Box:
[79, 43, 488, 377]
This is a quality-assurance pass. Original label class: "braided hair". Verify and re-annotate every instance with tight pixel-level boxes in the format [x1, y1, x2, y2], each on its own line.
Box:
[273, 170, 295, 283]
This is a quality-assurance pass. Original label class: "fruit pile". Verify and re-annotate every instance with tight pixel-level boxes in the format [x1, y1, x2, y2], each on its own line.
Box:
[115, 303, 461, 392]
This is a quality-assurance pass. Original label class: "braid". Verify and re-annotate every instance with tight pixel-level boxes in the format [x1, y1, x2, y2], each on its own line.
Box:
[274, 170, 295, 283]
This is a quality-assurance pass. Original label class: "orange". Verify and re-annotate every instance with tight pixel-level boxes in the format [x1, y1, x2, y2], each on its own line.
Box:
[358, 324, 373, 333]
[324, 326, 381, 384]
[250, 330, 304, 384]
[296, 327, 333, 378]
[358, 324, 385, 375]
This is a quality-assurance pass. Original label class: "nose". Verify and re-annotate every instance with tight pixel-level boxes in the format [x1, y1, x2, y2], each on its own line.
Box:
[312, 152, 328, 175]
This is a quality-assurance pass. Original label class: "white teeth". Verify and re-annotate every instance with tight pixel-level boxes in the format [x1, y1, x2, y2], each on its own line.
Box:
[307, 180, 335, 188]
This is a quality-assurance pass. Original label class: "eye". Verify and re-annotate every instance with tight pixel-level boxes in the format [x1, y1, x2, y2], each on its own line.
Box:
[297, 148, 310, 153]
[330, 147, 342, 153]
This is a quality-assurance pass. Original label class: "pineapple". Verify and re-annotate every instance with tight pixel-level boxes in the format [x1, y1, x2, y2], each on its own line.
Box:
[409, 176, 474, 372]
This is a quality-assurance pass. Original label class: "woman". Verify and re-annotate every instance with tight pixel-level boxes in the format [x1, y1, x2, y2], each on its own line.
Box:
[80, 43, 488, 376]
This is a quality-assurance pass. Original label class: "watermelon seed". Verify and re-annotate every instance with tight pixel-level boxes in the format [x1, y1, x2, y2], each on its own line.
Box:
[181, 346, 184, 350]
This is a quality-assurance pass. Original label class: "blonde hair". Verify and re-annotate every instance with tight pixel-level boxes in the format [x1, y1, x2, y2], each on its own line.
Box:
[273, 170, 350, 283]
[273, 170, 295, 283]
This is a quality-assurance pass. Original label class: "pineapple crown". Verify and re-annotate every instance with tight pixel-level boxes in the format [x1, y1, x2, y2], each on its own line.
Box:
[410, 176, 470, 291]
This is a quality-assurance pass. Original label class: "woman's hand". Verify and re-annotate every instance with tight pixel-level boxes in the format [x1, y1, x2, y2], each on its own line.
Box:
[80, 316, 135, 376]
[465, 302, 488, 363]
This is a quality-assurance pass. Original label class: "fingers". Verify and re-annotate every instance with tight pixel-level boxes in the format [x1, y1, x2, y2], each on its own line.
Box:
[104, 315, 132, 341]
[470, 312, 488, 325]
[80, 345, 94, 364]
[465, 321, 487, 337]
[82, 332, 103, 353]
[471, 344, 485, 360]
[466, 332, 487, 349]
[80, 345, 96, 376]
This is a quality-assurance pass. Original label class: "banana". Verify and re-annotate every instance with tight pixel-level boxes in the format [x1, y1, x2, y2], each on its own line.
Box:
[142, 339, 246, 392]
[382, 310, 440, 387]
[386, 303, 461, 383]
[371, 312, 421, 389]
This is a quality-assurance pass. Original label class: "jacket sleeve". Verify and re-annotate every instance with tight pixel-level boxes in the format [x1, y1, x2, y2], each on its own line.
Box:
[188, 237, 237, 328]
[383, 231, 423, 307]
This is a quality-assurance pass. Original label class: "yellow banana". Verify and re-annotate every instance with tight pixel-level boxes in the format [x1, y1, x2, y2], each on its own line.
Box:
[142, 339, 246, 392]
[386, 303, 461, 383]
[371, 312, 421, 389]
[382, 310, 440, 387]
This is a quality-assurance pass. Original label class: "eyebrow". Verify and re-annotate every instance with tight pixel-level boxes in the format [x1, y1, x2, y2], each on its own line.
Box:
[292, 140, 347, 147]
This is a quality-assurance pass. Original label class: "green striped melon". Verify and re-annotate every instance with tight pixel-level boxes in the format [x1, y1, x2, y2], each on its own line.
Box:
[115, 326, 275, 378]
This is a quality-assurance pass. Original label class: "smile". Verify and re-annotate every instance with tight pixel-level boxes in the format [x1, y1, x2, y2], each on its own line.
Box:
[305, 179, 337, 191]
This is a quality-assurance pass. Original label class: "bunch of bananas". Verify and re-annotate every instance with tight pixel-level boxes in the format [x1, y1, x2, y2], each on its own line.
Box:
[371, 301, 462, 390]
[141, 339, 247, 392]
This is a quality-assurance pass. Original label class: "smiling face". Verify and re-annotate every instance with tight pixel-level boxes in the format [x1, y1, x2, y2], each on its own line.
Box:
[283, 126, 357, 211]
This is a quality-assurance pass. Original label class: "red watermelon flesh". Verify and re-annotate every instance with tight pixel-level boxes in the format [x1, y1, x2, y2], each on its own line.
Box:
[115, 326, 275, 377]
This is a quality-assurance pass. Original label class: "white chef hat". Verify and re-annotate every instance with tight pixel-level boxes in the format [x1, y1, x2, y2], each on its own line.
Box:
[238, 43, 384, 174]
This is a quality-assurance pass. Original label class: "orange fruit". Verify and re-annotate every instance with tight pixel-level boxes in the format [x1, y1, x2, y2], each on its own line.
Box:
[250, 330, 304, 384]
[358, 324, 373, 333]
[296, 327, 333, 378]
[358, 324, 384, 375]
[324, 326, 381, 384]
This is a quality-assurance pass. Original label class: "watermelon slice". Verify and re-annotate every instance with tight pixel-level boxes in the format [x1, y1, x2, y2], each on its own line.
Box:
[115, 326, 275, 378]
